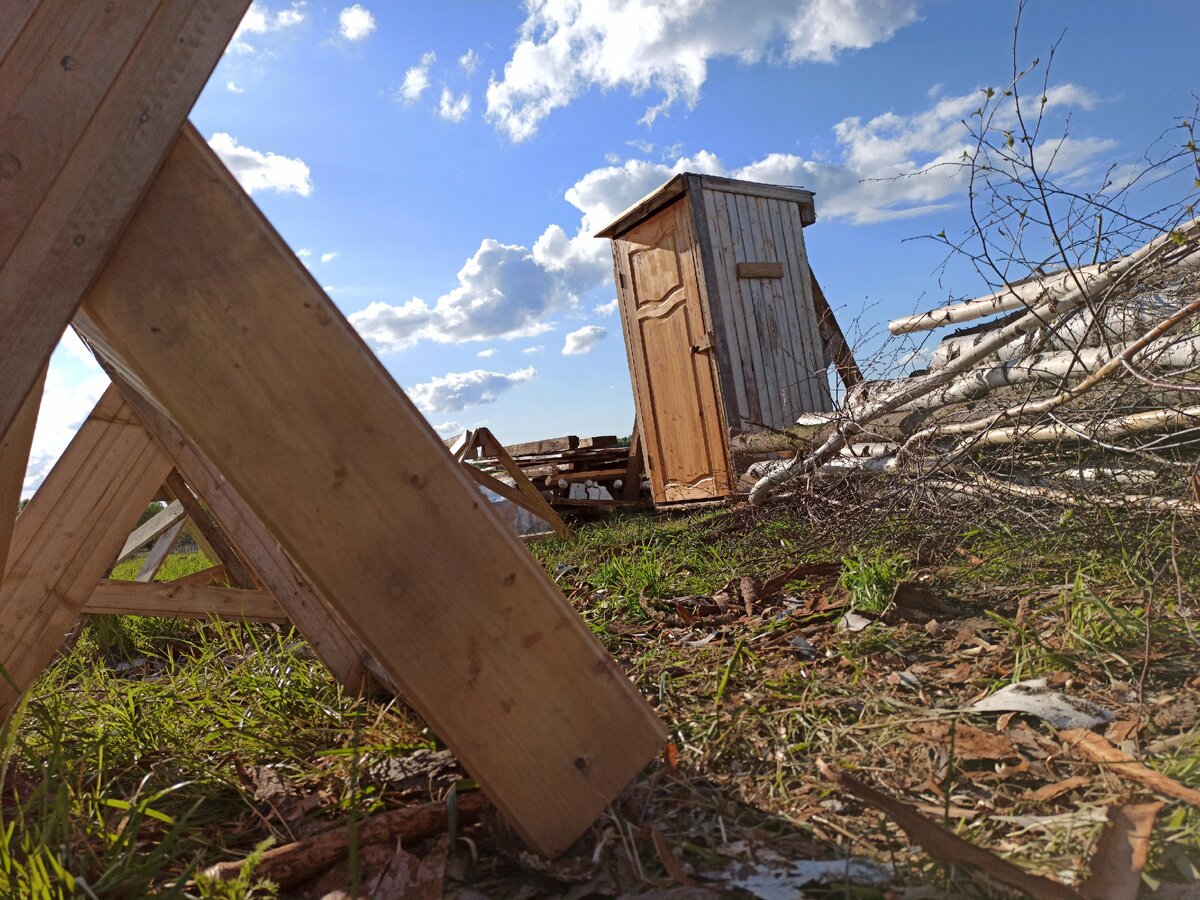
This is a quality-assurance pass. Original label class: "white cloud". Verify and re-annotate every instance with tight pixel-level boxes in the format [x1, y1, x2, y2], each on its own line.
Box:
[22, 344, 111, 498]
[459, 49, 480, 74]
[562, 325, 608, 356]
[226, 81, 245, 93]
[486, 0, 921, 141]
[208, 133, 312, 196]
[438, 87, 471, 122]
[355, 82, 1112, 355]
[477, 347, 497, 358]
[227, 1, 307, 54]
[593, 298, 619, 316]
[399, 51, 436, 104]
[321, 251, 339, 263]
[338, 4, 376, 41]
[349, 238, 570, 351]
[296, 247, 313, 258]
[432, 420, 464, 437]
[521, 345, 544, 354]
[408, 367, 537, 414]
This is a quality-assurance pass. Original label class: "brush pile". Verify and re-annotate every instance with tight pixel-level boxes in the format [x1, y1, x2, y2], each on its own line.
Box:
[744, 219, 1200, 512]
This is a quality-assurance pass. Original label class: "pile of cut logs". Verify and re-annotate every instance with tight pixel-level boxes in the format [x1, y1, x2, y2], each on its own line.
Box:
[740, 217, 1200, 511]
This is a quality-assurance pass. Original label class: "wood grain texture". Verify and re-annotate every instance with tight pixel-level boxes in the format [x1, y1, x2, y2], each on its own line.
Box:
[78, 126, 666, 855]
[0, 366, 44, 583]
[94, 363, 371, 693]
[86, 580, 286, 623]
[0, 0, 249, 438]
[612, 197, 732, 503]
[164, 469, 260, 589]
[0, 387, 172, 719]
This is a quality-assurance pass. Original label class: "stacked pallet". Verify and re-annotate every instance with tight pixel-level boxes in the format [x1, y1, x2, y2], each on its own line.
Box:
[453, 434, 647, 508]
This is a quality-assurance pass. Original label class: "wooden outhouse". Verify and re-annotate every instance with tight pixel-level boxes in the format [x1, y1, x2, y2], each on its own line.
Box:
[597, 173, 857, 505]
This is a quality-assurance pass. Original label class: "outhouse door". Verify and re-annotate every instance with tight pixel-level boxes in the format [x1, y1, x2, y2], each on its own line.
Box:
[613, 198, 732, 503]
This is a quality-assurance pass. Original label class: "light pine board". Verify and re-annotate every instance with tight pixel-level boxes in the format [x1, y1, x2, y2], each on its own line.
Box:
[86, 580, 286, 623]
[0, 0, 249, 438]
[0, 387, 172, 718]
[77, 126, 666, 854]
[0, 367, 45, 583]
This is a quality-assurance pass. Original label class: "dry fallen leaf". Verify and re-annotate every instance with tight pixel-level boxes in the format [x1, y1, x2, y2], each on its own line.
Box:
[1081, 802, 1162, 900]
[1029, 776, 1093, 803]
[912, 721, 1018, 760]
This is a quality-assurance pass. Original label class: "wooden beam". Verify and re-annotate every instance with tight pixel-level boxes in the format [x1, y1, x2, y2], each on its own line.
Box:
[809, 267, 862, 389]
[0, 0, 250, 438]
[135, 516, 187, 581]
[164, 469, 259, 589]
[0, 387, 172, 719]
[115, 499, 185, 564]
[0, 367, 45, 582]
[474, 429, 570, 539]
[96, 366, 371, 693]
[502, 435, 579, 457]
[77, 125, 665, 856]
[736, 262, 785, 279]
[622, 421, 644, 502]
[86, 580, 286, 623]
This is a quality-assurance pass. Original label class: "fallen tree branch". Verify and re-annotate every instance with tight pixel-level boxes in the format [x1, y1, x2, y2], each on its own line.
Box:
[200, 791, 488, 888]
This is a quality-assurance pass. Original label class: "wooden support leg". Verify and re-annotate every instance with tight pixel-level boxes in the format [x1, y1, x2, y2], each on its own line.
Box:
[622, 418, 645, 502]
[0, 387, 172, 719]
[86, 580, 286, 623]
[808, 267, 862, 389]
[115, 499, 186, 565]
[163, 469, 259, 589]
[473, 428, 571, 539]
[135, 516, 188, 581]
[0, 0, 250, 437]
[0, 367, 45, 582]
[76, 125, 665, 856]
[98, 366, 371, 693]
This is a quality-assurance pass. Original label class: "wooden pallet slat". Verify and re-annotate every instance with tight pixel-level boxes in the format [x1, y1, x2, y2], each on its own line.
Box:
[85, 580, 286, 623]
[0, 366, 45, 583]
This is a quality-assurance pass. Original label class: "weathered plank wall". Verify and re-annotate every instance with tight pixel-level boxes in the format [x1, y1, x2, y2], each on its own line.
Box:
[695, 183, 833, 434]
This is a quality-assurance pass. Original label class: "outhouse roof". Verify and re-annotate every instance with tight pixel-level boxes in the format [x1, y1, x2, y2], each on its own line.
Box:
[594, 172, 816, 239]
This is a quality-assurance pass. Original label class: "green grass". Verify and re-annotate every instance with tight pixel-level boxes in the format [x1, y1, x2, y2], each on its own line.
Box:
[1, 499, 1199, 896]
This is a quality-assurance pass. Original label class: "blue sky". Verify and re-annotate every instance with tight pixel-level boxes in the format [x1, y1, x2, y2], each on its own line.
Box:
[27, 0, 1200, 495]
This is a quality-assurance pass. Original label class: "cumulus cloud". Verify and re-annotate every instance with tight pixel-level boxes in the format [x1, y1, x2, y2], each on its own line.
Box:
[208, 133, 312, 196]
[486, 0, 921, 141]
[350, 238, 571, 351]
[438, 87, 471, 122]
[354, 82, 1110, 354]
[459, 48, 480, 74]
[562, 325, 608, 356]
[593, 298, 619, 316]
[398, 51, 436, 103]
[227, 1, 307, 54]
[408, 367, 537, 413]
[338, 4, 375, 41]
[321, 250, 339, 263]
[226, 81, 245, 93]
[432, 420, 464, 437]
[521, 345, 544, 354]
[477, 347, 497, 358]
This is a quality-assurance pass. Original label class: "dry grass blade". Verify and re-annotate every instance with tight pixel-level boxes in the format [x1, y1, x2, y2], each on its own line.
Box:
[817, 760, 1083, 900]
[1060, 730, 1200, 806]
[1081, 802, 1163, 900]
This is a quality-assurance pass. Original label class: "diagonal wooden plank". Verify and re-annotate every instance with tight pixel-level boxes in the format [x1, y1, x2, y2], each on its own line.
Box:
[77, 125, 666, 855]
[0, 386, 172, 718]
[135, 515, 188, 581]
[85, 580, 286, 623]
[0, 366, 45, 582]
[0, 0, 249, 438]
[115, 498, 185, 564]
[94, 363, 372, 692]
[163, 469, 259, 589]
[473, 428, 570, 538]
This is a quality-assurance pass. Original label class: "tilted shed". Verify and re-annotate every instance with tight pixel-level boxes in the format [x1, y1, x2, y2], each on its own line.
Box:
[597, 173, 855, 504]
